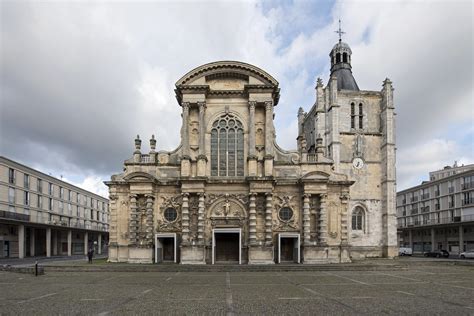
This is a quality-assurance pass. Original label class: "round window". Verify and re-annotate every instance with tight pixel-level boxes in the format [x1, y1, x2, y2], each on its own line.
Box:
[164, 208, 177, 222]
[279, 207, 293, 221]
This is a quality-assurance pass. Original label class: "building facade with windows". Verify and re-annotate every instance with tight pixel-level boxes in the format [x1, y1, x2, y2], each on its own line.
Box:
[106, 38, 397, 264]
[397, 164, 474, 254]
[0, 156, 109, 258]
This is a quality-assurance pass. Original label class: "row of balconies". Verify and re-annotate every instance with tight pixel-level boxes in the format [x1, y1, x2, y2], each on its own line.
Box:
[398, 214, 474, 228]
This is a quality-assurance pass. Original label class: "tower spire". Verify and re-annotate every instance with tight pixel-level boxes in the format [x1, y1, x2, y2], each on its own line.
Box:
[335, 19, 345, 43]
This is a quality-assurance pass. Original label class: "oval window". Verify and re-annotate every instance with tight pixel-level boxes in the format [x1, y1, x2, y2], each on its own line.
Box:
[279, 207, 293, 221]
[164, 207, 177, 222]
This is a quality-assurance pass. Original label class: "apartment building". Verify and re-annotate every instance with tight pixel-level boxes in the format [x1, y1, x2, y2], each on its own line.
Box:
[397, 163, 474, 254]
[0, 156, 109, 258]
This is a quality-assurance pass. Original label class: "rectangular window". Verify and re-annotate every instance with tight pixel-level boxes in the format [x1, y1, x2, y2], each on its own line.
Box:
[91, 209, 94, 220]
[68, 203, 71, 214]
[59, 187, 64, 199]
[38, 195, 43, 209]
[97, 211, 99, 221]
[49, 198, 53, 211]
[59, 201, 63, 213]
[37, 179, 42, 193]
[77, 193, 80, 204]
[8, 187, 15, 204]
[8, 168, 15, 184]
[49, 183, 53, 196]
[68, 190, 72, 201]
[24, 174, 29, 189]
[24, 191, 29, 205]
[77, 207, 80, 218]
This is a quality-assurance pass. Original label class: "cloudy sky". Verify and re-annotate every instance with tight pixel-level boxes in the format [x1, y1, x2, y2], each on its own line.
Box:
[1, 0, 473, 197]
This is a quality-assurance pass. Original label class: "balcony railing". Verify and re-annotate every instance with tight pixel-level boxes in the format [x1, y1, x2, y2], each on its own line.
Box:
[398, 214, 474, 228]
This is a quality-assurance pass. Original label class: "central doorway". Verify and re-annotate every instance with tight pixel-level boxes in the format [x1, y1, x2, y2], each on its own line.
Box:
[212, 228, 241, 264]
[155, 233, 177, 263]
[278, 233, 300, 263]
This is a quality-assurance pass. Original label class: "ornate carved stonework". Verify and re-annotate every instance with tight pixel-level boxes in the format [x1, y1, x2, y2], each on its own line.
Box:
[206, 193, 248, 207]
[157, 195, 182, 232]
[273, 195, 298, 231]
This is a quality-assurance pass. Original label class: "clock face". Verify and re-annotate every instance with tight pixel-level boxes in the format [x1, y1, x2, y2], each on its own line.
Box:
[353, 158, 364, 169]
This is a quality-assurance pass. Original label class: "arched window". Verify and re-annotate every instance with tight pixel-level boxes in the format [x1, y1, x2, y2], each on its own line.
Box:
[350, 102, 364, 130]
[352, 206, 365, 231]
[358, 103, 363, 129]
[343, 52, 348, 63]
[336, 53, 341, 63]
[210, 113, 244, 177]
[350, 102, 355, 129]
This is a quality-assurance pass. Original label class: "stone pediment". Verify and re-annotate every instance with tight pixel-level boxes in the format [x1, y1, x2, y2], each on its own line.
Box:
[301, 171, 330, 181]
[123, 172, 156, 182]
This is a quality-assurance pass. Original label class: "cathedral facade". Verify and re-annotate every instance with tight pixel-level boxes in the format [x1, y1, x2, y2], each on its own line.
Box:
[105, 39, 397, 264]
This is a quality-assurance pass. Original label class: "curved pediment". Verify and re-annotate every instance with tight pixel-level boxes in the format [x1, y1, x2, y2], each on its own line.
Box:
[123, 171, 156, 182]
[301, 171, 331, 181]
[175, 61, 279, 87]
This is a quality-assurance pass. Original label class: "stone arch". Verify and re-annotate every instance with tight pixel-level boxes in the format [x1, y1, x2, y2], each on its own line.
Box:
[351, 203, 368, 233]
[123, 172, 156, 182]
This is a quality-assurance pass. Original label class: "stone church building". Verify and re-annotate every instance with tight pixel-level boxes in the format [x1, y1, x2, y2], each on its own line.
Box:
[105, 38, 397, 264]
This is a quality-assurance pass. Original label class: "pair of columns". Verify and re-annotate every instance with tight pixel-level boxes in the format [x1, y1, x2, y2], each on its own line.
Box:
[181, 192, 205, 245]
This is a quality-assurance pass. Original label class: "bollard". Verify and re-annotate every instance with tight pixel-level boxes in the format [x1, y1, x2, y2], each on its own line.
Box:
[35, 260, 38, 277]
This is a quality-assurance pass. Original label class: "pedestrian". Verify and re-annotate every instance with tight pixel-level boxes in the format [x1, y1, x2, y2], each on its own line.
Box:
[87, 248, 94, 264]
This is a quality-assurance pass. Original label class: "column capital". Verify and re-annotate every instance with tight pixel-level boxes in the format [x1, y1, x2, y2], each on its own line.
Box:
[197, 101, 206, 109]
[181, 192, 190, 198]
[264, 101, 273, 110]
[182, 102, 190, 110]
[248, 101, 257, 109]
[197, 192, 206, 198]
[303, 193, 311, 199]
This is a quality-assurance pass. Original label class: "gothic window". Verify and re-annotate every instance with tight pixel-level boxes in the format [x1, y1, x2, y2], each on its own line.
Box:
[210, 113, 244, 177]
[350, 102, 364, 130]
[343, 52, 348, 63]
[352, 206, 365, 231]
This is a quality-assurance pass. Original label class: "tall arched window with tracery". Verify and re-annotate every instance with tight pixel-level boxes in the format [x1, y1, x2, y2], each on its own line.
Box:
[352, 206, 365, 231]
[210, 113, 244, 177]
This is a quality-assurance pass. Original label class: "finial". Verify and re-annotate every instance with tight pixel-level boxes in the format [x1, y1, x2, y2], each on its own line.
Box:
[335, 19, 345, 42]
[150, 134, 156, 151]
[316, 77, 324, 88]
[134, 135, 141, 151]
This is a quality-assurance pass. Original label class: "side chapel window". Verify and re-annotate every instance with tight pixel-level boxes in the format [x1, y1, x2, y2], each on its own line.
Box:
[352, 206, 365, 231]
[210, 113, 244, 177]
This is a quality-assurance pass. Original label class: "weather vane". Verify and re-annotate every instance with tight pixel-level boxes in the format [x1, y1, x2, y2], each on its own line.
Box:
[335, 19, 345, 42]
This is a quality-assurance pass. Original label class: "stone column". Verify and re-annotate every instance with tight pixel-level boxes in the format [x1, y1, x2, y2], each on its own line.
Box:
[182, 102, 190, 157]
[197, 193, 205, 244]
[145, 195, 155, 246]
[181, 193, 190, 245]
[303, 194, 311, 245]
[431, 228, 435, 251]
[52, 230, 58, 256]
[129, 195, 138, 245]
[249, 193, 257, 245]
[197, 102, 207, 177]
[318, 194, 328, 245]
[84, 231, 89, 255]
[18, 224, 25, 259]
[265, 193, 273, 246]
[264, 101, 274, 176]
[46, 227, 51, 257]
[248, 101, 257, 176]
[30, 228, 35, 257]
[459, 225, 464, 253]
[98, 234, 102, 255]
[67, 230, 72, 256]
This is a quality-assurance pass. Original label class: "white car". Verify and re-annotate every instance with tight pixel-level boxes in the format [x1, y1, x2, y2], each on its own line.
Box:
[459, 250, 474, 259]
[399, 247, 413, 256]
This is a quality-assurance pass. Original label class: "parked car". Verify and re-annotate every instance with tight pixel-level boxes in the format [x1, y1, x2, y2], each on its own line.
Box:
[399, 247, 413, 256]
[424, 250, 449, 258]
[459, 250, 474, 259]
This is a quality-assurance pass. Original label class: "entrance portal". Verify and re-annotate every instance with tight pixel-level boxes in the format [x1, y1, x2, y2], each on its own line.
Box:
[155, 233, 177, 263]
[278, 233, 300, 263]
[212, 228, 241, 264]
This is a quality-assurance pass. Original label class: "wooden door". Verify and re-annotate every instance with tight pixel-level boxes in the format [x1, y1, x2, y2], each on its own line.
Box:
[215, 233, 239, 262]
[280, 238, 294, 262]
[162, 238, 174, 261]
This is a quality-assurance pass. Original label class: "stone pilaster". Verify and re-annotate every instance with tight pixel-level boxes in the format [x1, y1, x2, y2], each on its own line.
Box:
[249, 193, 257, 245]
[198, 102, 206, 155]
[318, 194, 328, 245]
[264, 101, 274, 157]
[249, 101, 256, 156]
[265, 193, 273, 245]
[129, 195, 138, 245]
[303, 194, 311, 245]
[181, 193, 190, 245]
[340, 191, 349, 245]
[109, 194, 118, 246]
[197, 193, 205, 244]
[182, 102, 190, 157]
[145, 195, 155, 246]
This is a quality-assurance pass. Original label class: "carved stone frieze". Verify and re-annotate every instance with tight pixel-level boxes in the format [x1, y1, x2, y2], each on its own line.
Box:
[206, 193, 248, 207]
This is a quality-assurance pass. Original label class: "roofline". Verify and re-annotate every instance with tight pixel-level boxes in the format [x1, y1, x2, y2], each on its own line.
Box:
[0, 156, 108, 201]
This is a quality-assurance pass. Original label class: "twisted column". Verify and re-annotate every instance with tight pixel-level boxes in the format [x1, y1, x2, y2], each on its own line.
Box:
[129, 195, 138, 245]
[265, 193, 273, 246]
[197, 193, 205, 244]
[303, 194, 311, 245]
[249, 193, 257, 245]
[319, 194, 328, 244]
[145, 195, 154, 246]
[181, 193, 190, 245]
